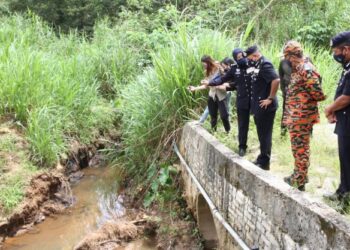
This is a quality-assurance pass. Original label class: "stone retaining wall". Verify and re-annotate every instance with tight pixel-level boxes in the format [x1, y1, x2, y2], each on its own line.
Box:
[179, 122, 350, 250]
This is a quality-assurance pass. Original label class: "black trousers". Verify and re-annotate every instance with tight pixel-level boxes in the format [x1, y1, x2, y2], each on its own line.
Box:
[208, 96, 230, 132]
[337, 135, 350, 194]
[253, 111, 276, 166]
[237, 108, 250, 150]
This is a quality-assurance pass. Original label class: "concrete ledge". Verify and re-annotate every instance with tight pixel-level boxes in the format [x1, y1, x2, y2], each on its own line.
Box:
[179, 121, 350, 249]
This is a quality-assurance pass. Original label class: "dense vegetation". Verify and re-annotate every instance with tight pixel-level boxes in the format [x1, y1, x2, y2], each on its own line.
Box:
[3, 0, 350, 46]
[0, 0, 350, 211]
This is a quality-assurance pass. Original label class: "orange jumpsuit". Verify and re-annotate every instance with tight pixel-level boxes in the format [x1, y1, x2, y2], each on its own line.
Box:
[283, 61, 326, 187]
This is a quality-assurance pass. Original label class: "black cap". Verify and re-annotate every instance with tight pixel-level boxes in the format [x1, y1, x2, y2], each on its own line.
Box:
[221, 57, 234, 65]
[330, 31, 350, 48]
[245, 45, 259, 56]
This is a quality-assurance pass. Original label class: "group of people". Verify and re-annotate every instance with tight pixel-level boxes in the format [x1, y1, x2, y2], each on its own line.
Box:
[188, 31, 350, 204]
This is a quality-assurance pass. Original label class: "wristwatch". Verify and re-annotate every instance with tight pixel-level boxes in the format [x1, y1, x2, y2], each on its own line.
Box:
[267, 96, 274, 101]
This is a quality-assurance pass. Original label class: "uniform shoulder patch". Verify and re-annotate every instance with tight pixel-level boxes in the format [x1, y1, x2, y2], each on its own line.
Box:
[301, 62, 319, 79]
[303, 62, 314, 73]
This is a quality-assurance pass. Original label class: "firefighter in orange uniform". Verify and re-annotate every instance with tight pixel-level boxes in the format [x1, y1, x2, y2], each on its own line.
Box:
[282, 41, 326, 191]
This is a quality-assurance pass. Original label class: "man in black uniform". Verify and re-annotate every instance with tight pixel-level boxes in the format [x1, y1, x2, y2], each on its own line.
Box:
[201, 48, 251, 157]
[245, 45, 280, 170]
[325, 31, 350, 202]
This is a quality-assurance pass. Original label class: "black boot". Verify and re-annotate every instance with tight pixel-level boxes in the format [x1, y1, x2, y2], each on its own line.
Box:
[253, 160, 270, 171]
[238, 148, 246, 157]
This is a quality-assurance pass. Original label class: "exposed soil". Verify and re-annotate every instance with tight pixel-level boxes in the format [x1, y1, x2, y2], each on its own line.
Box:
[74, 214, 158, 250]
[0, 126, 27, 175]
[120, 168, 203, 250]
[156, 217, 202, 250]
[0, 172, 71, 238]
[73, 205, 201, 250]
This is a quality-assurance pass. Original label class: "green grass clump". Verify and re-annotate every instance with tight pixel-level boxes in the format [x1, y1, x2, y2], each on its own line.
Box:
[0, 125, 39, 215]
[0, 15, 142, 166]
[0, 169, 34, 214]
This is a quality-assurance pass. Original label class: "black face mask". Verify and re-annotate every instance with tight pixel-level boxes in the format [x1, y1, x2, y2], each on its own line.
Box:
[248, 58, 260, 68]
[237, 58, 248, 68]
[333, 53, 346, 65]
[333, 47, 350, 67]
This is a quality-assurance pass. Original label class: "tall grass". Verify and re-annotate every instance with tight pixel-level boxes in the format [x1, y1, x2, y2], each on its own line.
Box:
[120, 27, 235, 175]
[0, 15, 141, 166]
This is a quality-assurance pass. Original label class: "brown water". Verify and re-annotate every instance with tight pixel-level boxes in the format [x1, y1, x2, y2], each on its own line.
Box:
[2, 166, 156, 250]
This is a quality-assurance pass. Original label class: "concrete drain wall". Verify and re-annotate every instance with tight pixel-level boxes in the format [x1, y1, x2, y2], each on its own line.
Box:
[178, 121, 350, 250]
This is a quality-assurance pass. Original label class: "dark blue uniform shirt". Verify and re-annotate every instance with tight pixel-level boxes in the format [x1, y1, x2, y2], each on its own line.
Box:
[248, 56, 279, 115]
[209, 64, 251, 110]
[335, 62, 350, 136]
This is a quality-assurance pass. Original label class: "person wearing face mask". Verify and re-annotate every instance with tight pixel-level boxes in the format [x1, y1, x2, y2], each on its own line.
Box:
[282, 41, 326, 191]
[201, 48, 251, 156]
[245, 45, 280, 170]
[188, 55, 231, 133]
[220, 57, 235, 115]
[198, 57, 235, 124]
[324, 31, 350, 202]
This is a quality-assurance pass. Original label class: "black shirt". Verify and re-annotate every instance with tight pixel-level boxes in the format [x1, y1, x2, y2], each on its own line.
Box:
[248, 56, 279, 115]
[208, 65, 251, 110]
[334, 62, 350, 136]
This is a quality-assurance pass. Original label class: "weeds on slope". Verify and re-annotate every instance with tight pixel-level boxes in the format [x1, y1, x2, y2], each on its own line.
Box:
[0, 15, 142, 166]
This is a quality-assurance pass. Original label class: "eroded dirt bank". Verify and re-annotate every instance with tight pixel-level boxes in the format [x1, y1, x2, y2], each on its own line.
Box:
[0, 118, 120, 244]
[0, 172, 71, 238]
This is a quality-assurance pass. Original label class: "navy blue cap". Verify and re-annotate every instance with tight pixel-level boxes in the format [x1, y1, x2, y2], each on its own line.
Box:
[245, 45, 259, 56]
[232, 48, 244, 61]
[330, 31, 350, 48]
[221, 57, 234, 65]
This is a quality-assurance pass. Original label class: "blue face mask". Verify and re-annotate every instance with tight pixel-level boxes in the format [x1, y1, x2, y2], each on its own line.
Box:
[237, 58, 248, 68]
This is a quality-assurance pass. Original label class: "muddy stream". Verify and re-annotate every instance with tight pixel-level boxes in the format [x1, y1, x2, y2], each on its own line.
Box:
[2, 166, 156, 250]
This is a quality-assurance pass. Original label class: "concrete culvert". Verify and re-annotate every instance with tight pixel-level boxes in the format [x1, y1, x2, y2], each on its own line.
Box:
[197, 194, 219, 249]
